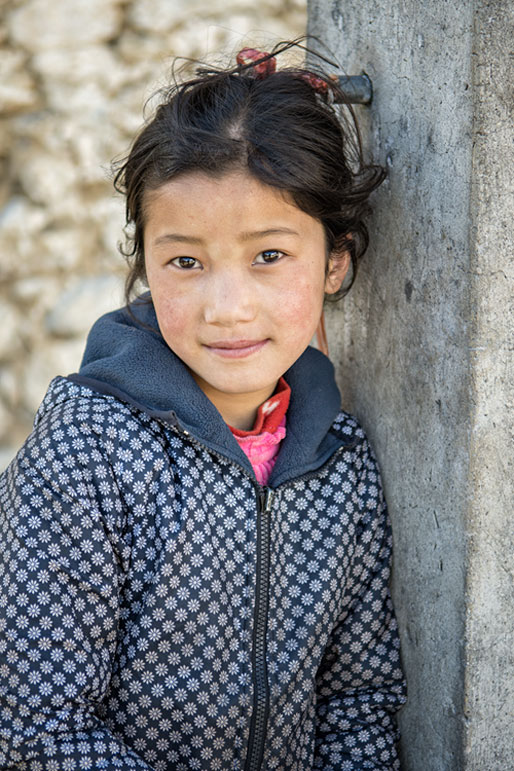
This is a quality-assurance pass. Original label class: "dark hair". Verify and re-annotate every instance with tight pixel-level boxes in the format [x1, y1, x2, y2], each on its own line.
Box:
[113, 39, 386, 303]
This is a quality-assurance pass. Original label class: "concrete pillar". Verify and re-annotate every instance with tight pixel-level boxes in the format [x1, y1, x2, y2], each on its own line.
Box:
[307, 2, 513, 769]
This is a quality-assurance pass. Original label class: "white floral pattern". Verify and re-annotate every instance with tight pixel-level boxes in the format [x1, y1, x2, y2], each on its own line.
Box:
[0, 377, 406, 770]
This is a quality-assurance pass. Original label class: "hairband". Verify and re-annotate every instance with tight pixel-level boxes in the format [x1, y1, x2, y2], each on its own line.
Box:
[236, 47, 333, 97]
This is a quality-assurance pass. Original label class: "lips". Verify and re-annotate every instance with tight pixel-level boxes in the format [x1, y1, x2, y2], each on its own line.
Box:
[204, 339, 268, 359]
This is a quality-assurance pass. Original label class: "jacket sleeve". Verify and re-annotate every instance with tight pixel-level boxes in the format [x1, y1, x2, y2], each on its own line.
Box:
[312, 436, 407, 770]
[0, 408, 155, 770]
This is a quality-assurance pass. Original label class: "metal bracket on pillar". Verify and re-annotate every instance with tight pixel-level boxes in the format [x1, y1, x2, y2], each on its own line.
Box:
[334, 74, 373, 105]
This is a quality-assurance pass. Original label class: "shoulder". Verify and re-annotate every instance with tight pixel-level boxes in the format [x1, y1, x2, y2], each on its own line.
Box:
[34, 375, 162, 433]
[1, 378, 174, 551]
[328, 409, 385, 513]
[8, 376, 167, 485]
[329, 409, 379, 472]
[329, 409, 366, 444]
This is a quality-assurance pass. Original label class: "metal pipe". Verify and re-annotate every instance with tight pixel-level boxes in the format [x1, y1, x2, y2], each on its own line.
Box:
[335, 74, 373, 105]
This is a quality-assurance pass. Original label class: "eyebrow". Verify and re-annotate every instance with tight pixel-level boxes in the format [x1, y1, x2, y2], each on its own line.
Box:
[153, 227, 300, 247]
[240, 227, 300, 241]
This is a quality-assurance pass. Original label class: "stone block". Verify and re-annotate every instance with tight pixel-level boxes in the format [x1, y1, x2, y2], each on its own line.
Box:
[8, 0, 125, 51]
[0, 197, 50, 275]
[128, 0, 207, 34]
[33, 47, 125, 92]
[0, 303, 20, 360]
[0, 445, 17, 473]
[38, 227, 96, 272]
[21, 338, 87, 414]
[0, 49, 38, 114]
[44, 275, 124, 338]
[12, 276, 61, 307]
[16, 149, 78, 207]
[0, 366, 18, 408]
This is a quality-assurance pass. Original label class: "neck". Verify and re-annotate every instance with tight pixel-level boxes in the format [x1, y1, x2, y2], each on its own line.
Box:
[191, 377, 278, 431]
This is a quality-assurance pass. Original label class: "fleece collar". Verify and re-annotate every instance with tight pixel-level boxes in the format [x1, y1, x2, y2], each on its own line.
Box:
[68, 297, 343, 486]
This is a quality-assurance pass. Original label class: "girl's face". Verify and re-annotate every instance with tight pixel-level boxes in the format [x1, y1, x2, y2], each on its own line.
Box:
[144, 169, 349, 430]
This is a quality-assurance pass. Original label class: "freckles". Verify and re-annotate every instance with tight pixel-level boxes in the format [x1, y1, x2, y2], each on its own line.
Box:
[154, 293, 190, 339]
[277, 277, 324, 327]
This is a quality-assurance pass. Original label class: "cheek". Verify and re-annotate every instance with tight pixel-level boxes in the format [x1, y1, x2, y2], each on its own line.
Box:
[275, 274, 325, 336]
[151, 285, 193, 343]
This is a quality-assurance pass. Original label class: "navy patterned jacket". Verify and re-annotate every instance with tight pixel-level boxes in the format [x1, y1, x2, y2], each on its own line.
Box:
[0, 301, 406, 770]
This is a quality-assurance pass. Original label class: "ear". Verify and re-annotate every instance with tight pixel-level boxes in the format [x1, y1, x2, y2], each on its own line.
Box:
[324, 248, 351, 295]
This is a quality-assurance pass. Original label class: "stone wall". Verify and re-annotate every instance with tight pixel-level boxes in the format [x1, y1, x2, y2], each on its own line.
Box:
[0, 0, 306, 469]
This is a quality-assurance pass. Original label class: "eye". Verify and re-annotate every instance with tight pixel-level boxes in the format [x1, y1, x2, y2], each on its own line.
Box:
[253, 249, 285, 265]
[170, 256, 202, 270]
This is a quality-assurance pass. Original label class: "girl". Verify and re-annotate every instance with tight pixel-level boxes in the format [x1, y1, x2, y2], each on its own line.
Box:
[0, 43, 406, 770]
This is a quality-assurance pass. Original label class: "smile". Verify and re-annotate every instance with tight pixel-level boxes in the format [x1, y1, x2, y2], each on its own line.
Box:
[204, 339, 269, 359]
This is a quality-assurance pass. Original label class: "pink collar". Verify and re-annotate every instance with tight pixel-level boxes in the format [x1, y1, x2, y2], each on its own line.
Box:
[229, 378, 290, 485]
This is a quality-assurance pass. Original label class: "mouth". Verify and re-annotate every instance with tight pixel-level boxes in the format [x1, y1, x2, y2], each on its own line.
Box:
[204, 339, 269, 359]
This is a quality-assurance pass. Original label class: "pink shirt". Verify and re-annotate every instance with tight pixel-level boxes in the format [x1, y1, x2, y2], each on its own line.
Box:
[229, 378, 290, 485]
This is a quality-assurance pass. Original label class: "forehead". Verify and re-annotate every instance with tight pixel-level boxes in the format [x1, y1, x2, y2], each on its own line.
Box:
[142, 169, 321, 237]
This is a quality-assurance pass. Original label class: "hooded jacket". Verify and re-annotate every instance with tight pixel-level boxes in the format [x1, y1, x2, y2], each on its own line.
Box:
[0, 300, 406, 770]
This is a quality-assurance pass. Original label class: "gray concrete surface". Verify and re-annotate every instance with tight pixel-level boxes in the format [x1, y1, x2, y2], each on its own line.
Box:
[464, 2, 514, 767]
[308, 1, 513, 769]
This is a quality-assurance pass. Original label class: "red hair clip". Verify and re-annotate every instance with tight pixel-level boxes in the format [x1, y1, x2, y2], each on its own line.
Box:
[300, 72, 339, 96]
[235, 49, 336, 99]
[300, 72, 329, 94]
[236, 48, 277, 79]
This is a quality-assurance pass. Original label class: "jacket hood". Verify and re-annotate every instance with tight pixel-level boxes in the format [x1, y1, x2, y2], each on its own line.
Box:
[68, 297, 344, 485]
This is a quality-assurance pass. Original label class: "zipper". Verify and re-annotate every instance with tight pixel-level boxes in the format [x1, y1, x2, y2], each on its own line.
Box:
[158, 422, 276, 768]
[71, 378, 351, 763]
[244, 486, 274, 771]
[157, 421, 348, 769]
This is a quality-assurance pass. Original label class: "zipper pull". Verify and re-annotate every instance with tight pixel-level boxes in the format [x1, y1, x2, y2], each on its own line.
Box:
[259, 487, 274, 514]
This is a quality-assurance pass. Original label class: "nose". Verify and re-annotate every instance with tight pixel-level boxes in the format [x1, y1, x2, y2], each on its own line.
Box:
[203, 268, 257, 326]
